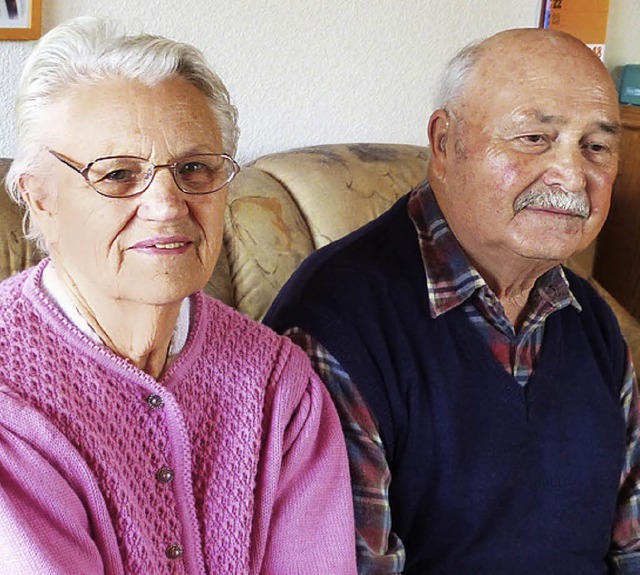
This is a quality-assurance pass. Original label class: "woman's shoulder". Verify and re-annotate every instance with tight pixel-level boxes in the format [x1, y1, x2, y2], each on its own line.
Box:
[195, 291, 315, 390]
[0, 265, 35, 300]
[197, 291, 286, 347]
[0, 266, 43, 333]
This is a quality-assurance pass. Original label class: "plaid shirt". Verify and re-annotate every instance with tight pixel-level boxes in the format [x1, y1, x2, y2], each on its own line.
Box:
[286, 181, 640, 574]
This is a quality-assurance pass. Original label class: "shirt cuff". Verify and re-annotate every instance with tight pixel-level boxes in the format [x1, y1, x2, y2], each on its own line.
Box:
[610, 551, 640, 574]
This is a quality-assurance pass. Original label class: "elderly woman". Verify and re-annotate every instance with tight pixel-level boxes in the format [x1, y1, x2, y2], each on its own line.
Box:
[0, 17, 356, 575]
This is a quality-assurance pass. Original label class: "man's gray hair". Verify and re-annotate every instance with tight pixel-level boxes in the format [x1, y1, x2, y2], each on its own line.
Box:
[5, 16, 239, 248]
[434, 38, 484, 110]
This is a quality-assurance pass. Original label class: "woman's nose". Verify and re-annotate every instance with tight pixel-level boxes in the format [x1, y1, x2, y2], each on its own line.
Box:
[135, 166, 189, 221]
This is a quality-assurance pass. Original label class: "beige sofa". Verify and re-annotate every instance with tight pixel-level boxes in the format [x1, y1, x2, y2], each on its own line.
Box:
[2, 143, 640, 364]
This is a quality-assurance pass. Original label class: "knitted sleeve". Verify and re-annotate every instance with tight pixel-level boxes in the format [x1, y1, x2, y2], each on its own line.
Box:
[0, 389, 124, 575]
[249, 341, 358, 575]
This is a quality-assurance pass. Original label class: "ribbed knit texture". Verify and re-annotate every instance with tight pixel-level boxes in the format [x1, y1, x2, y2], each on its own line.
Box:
[0, 261, 300, 574]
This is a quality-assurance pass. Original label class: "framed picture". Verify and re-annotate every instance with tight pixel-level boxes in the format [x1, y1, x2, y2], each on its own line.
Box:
[0, 0, 41, 40]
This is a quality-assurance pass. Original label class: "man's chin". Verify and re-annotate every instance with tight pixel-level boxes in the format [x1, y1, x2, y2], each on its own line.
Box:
[513, 242, 585, 266]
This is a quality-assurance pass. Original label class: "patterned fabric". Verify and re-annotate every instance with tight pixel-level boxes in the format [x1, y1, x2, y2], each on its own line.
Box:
[286, 181, 640, 574]
[288, 329, 405, 575]
[0, 260, 357, 574]
[226, 143, 430, 319]
[407, 181, 581, 386]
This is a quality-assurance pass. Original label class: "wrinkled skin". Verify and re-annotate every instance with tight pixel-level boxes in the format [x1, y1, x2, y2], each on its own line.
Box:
[427, 29, 621, 326]
[21, 77, 227, 376]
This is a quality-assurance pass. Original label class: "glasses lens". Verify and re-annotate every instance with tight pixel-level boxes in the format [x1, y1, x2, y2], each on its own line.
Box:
[176, 154, 236, 194]
[88, 157, 149, 197]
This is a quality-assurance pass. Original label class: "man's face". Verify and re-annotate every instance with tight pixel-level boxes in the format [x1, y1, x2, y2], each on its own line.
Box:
[429, 35, 621, 275]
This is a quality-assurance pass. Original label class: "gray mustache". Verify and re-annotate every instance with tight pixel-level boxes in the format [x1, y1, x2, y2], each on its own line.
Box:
[514, 187, 590, 219]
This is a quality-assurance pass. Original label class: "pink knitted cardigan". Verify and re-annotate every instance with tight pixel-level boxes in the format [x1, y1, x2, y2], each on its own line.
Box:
[0, 261, 357, 574]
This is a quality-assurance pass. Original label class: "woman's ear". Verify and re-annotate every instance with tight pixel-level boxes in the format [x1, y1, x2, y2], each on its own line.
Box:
[427, 109, 450, 181]
[19, 172, 59, 244]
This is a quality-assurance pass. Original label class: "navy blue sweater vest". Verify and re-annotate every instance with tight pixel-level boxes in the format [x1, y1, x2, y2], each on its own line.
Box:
[265, 194, 627, 574]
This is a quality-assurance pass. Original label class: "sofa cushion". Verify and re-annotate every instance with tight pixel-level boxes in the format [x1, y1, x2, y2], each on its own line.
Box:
[0, 159, 41, 279]
[250, 143, 431, 249]
[224, 166, 315, 319]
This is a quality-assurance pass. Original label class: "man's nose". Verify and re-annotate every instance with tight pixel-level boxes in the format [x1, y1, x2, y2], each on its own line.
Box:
[542, 144, 587, 193]
[136, 166, 189, 221]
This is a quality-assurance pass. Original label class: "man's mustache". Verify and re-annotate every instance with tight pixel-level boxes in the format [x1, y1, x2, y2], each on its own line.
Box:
[514, 186, 590, 219]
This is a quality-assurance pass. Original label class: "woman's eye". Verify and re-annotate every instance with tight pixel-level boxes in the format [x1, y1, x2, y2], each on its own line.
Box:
[102, 169, 136, 182]
[182, 162, 207, 174]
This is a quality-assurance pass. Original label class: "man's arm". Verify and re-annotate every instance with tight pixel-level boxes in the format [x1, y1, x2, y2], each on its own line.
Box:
[287, 328, 406, 575]
[609, 349, 640, 573]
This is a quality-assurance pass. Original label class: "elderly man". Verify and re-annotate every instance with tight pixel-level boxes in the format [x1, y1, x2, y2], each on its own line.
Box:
[265, 28, 640, 574]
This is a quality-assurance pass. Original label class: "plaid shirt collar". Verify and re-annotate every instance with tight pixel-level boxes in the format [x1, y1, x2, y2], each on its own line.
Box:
[406, 180, 581, 319]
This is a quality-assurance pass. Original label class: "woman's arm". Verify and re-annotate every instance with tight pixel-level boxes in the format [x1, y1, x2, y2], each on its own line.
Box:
[0, 390, 123, 575]
[250, 342, 358, 575]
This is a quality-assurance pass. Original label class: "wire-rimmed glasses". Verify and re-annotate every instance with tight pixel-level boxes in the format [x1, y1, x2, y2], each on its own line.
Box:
[49, 150, 240, 198]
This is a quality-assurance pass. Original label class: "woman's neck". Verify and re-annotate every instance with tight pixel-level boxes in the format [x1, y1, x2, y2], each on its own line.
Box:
[44, 261, 185, 378]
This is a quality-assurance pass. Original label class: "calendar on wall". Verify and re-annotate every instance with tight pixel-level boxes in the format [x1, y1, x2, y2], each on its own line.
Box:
[539, 0, 611, 61]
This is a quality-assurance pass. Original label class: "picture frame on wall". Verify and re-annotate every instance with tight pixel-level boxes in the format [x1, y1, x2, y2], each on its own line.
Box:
[0, 0, 41, 40]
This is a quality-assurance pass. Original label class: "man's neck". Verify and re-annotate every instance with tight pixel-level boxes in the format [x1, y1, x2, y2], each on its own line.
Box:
[469, 253, 557, 331]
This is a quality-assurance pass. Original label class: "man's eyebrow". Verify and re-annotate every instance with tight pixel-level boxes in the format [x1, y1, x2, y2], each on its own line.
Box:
[514, 109, 560, 124]
[535, 112, 557, 124]
[597, 121, 621, 135]
[513, 109, 621, 135]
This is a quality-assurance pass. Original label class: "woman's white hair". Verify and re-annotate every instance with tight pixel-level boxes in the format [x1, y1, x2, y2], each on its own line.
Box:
[5, 16, 239, 250]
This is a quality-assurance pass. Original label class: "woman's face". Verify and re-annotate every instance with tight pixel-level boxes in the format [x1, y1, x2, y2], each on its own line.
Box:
[28, 76, 229, 307]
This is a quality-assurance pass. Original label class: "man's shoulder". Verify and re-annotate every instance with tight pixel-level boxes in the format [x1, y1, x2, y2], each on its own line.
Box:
[562, 266, 617, 321]
[264, 194, 419, 327]
[279, 195, 415, 289]
[561, 265, 627, 372]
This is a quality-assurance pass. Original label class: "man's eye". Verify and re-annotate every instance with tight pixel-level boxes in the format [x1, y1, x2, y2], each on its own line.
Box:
[586, 143, 608, 153]
[520, 134, 546, 144]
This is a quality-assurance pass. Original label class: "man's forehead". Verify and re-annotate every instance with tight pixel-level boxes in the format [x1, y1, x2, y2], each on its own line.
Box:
[469, 30, 612, 88]
[456, 56, 619, 131]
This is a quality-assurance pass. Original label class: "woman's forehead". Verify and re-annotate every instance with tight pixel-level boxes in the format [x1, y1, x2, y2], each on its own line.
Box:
[46, 77, 222, 159]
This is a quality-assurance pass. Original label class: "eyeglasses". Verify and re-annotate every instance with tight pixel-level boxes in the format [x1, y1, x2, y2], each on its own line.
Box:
[49, 150, 240, 198]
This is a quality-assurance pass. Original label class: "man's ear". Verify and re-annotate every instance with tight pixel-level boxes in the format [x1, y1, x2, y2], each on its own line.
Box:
[427, 109, 450, 181]
[19, 172, 59, 243]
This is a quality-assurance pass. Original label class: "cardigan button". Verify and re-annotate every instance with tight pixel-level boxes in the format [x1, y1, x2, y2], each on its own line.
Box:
[156, 467, 175, 484]
[166, 544, 184, 560]
[146, 394, 164, 410]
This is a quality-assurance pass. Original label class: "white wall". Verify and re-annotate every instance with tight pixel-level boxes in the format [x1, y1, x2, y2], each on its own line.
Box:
[0, 0, 638, 163]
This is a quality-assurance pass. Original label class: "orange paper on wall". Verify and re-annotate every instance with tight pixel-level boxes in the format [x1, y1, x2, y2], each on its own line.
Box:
[541, 0, 610, 60]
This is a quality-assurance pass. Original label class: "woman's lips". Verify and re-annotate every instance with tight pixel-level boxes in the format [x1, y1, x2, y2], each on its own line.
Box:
[130, 236, 193, 253]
